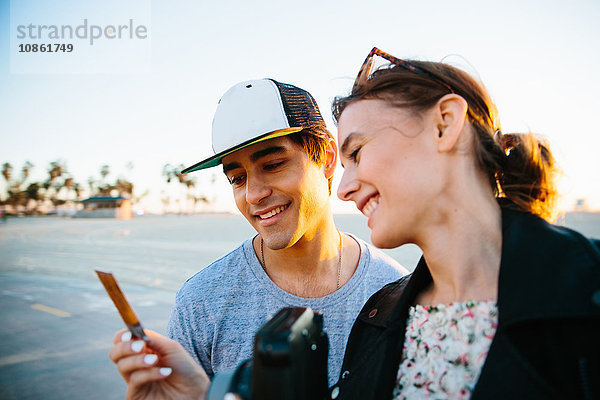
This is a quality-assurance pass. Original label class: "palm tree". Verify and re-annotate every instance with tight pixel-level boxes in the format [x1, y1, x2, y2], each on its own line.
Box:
[1, 162, 13, 207]
[115, 178, 134, 197]
[45, 160, 68, 206]
[2, 163, 12, 182]
[162, 163, 199, 213]
[21, 161, 34, 181]
[87, 176, 96, 196]
[48, 160, 64, 182]
[162, 163, 176, 184]
[96, 165, 116, 196]
[100, 165, 110, 180]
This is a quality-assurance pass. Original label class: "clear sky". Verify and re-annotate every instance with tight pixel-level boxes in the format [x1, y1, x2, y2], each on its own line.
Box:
[1, 0, 599, 213]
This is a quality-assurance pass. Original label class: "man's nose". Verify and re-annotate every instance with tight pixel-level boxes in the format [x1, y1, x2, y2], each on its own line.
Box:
[246, 174, 272, 205]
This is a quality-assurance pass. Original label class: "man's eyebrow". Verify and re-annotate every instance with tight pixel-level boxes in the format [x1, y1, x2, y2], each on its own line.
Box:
[222, 146, 287, 175]
[222, 161, 241, 175]
[249, 145, 286, 162]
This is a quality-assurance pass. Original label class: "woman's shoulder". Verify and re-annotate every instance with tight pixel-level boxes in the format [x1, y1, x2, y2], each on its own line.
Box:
[499, 207, 600, 321]
[502, 206, 600, 262]
[354, 274, 413, 323]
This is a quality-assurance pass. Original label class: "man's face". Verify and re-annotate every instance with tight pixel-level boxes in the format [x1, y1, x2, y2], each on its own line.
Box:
[222, 136, 334, 250]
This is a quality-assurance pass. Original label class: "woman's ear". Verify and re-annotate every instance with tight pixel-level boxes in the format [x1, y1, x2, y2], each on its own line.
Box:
[435, 94, 468, 153]
[324, 137, 338, 179]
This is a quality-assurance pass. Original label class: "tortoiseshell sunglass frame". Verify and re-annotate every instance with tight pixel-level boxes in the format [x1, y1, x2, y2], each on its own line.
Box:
[355, 47, 454, 94]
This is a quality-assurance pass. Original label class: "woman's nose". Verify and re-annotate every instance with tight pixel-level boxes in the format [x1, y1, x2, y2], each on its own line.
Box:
[337, 169, 359, 202]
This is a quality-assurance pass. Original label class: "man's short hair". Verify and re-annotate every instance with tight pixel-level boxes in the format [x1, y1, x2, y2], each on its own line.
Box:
[288, 125, 334, 194]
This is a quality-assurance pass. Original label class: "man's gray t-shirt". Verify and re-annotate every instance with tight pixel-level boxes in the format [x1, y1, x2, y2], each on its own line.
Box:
[167, 235, 405, 385]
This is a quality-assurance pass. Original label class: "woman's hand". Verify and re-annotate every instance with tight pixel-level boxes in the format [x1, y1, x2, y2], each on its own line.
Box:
[109, 329, 210, 400]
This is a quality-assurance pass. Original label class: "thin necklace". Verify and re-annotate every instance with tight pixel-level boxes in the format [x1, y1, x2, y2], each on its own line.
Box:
[260, 230, 343, 291]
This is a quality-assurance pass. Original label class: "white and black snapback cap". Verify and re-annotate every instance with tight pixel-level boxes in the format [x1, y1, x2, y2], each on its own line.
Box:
[182, 78, 326, 174]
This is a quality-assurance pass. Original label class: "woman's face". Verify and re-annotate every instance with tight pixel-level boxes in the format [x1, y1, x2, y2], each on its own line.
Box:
[337, 99, 444, 248]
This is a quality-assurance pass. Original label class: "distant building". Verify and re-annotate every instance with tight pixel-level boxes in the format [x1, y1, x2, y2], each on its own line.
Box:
[75, 196, 133, 219]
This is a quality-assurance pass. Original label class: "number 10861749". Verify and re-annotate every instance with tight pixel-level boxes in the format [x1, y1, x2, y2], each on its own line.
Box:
[18, 43, 74, 53]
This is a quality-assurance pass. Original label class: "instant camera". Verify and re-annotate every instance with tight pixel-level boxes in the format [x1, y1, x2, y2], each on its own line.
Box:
[207, 307, 329, 400]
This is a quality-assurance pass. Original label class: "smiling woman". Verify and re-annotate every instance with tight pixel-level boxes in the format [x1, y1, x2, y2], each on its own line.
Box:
[328, 47, 600, 400]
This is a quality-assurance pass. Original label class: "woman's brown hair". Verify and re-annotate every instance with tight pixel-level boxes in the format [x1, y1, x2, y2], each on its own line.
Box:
[332, 61, 560, 221]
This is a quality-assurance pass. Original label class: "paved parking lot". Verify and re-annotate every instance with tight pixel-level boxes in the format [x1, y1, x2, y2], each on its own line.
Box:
[0, 272, 173, 400]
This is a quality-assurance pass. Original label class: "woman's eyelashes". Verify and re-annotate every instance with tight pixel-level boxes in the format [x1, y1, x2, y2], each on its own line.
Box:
[349, 146, 362, 163]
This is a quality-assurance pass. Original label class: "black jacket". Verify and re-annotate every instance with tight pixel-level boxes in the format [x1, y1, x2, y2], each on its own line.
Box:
[332, 208, 600, 399]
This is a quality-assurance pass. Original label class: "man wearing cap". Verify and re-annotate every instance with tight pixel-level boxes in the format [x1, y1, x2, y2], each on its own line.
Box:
[110, 79, 405, 393]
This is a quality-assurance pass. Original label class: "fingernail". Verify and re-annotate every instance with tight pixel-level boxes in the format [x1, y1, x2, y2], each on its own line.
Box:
[121, 331, 132, 342]
[144, 354, 158, 365]
[159, 367, 172, 376]
[224, 394, 236, 400]
[131, 341, 144, 353]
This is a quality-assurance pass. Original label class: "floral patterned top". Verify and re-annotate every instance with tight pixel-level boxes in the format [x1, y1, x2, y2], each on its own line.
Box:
[393, 300, 498, 399]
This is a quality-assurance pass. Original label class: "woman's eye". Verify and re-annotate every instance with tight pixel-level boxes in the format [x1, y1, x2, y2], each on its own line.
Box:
[349, 146, 361, 162]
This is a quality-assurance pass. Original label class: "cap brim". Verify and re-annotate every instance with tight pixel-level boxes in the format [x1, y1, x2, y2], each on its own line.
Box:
[181, 127, 303, 174]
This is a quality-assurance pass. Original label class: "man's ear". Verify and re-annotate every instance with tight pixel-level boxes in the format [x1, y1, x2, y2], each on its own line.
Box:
[435, 94, 468, 153]
[324, 137, 337, 179]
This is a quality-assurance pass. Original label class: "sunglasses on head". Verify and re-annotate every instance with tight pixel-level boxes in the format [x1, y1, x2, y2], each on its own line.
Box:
[354, 47, 454, 94]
